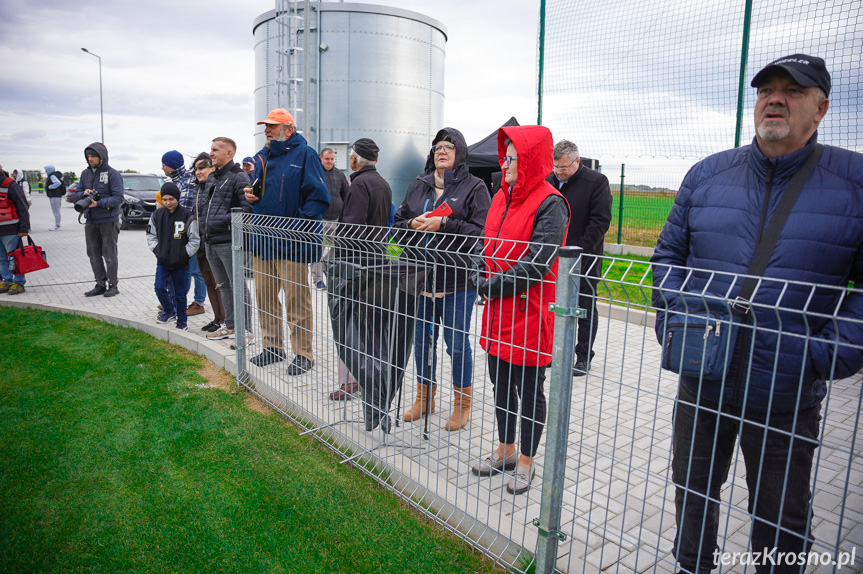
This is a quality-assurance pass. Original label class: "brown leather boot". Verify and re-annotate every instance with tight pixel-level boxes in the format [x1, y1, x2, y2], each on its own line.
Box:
[444, 385, 472, 431]
[403, 383, 436, 422]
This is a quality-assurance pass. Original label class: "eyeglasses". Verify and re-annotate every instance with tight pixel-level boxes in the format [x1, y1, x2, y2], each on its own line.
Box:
[552, 160, 576, 172]
[502, 156, 517, 166]
[194, 163, 212, 171]
[433, 143, 456, 154]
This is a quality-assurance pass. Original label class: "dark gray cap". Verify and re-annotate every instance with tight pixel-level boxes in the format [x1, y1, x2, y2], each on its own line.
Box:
[351, 138, 379, 161]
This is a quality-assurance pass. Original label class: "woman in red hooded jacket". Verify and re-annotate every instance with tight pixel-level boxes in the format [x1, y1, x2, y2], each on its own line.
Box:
[471, 125, 570, 495]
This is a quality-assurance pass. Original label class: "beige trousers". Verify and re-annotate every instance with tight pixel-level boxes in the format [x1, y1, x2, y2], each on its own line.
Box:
[253, 256, 314, 361]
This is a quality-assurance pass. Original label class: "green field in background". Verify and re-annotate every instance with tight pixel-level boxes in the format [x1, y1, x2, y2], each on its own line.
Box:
[607, 190, 676, 247]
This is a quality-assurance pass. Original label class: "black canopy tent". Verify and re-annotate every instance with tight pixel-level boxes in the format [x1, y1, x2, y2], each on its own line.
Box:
[465, 117, 519, 193]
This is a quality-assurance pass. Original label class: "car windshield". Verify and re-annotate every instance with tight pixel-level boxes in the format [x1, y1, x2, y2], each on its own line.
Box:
[122, 175, 162, 192]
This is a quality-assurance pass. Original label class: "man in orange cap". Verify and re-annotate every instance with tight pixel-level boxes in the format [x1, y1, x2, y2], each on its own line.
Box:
[245, 108, 329, 374]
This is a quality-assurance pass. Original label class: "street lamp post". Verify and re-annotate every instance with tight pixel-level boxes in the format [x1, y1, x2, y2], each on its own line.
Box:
[80, 48, 104, 143]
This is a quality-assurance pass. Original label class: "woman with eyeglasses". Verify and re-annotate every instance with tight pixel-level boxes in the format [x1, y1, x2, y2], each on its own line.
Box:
[472, 125, 570, 495]
[392, 128, 492, 431]
[190, 152, 225, 332]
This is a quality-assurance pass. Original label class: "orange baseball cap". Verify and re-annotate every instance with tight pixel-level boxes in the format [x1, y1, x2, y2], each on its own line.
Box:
[257, 108, 295, 126]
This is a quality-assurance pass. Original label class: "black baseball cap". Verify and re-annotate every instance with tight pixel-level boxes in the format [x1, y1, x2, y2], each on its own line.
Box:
[751, 54, 831, 96]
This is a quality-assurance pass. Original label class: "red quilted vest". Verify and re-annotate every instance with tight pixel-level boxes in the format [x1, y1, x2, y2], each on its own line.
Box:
[480, 126, 567, 367]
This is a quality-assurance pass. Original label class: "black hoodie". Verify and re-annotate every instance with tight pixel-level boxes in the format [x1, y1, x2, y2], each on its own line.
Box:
[392, 127, 492, 292]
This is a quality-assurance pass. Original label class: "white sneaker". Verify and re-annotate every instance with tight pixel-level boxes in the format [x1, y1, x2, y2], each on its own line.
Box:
[207, 326, 235, 340]
[50, 226, 60, 231]
[230, 331, 256, 350]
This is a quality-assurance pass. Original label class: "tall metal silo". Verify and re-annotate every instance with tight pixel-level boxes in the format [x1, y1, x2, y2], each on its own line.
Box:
[252, 2, 447, 201]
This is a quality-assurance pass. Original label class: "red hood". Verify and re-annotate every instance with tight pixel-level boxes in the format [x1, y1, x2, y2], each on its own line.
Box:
[497, 125, 554, 205]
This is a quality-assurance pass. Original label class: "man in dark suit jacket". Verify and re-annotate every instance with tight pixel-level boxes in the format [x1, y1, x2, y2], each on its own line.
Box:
[547, 140, 612, 376]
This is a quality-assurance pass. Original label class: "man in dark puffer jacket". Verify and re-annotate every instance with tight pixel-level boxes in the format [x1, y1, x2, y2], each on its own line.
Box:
[652, 55, 863, 574]
[198, 137, 252, 342]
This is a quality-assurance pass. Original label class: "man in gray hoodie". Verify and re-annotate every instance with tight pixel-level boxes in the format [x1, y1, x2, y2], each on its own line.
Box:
[73, 142, 125, 297]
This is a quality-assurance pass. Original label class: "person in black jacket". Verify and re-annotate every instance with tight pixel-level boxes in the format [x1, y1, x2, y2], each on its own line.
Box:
[391, 127, 492, 431]
[343, 139, 390, 225]
[310, 147, 349, 291]
[326, 139, 392, 400]
[146, 183, 200, 330]
[197, 137, 253, 342]
[74, 143, 125, 298]
[190, 153, 225, 332]
[546, 140, 612, 376]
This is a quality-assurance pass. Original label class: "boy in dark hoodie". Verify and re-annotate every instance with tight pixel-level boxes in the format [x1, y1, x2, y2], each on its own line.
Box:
[147, 183, 200, 330]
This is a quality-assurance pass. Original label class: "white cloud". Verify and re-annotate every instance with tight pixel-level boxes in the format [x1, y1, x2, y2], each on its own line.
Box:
[0, 0, 540, 176]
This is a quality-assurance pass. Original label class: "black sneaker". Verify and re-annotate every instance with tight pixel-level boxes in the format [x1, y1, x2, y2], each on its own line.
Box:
[103, 285, 119, 297]
[286, 355, 313, 376]
[85, 284, 106, 297]
[201, 320, 220, 332]
[573, 360, 589, 377]
[251, 348, 286, 367]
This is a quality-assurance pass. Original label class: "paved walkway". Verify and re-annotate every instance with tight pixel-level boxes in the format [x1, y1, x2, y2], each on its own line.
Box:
[4, 193, 861, 573]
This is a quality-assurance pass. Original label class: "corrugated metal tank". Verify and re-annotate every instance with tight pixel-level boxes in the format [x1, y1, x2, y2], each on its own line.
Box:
[253, 3, 447, 202]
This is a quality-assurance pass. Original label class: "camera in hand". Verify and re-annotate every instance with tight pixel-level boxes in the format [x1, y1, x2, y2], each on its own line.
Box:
[74, 190, 100, 213]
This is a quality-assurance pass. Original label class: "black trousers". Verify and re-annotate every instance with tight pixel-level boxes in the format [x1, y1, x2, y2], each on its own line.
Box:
[672, 384, 821, 573]
[575, 273, 600, 362]
[488, 355, 547, 458]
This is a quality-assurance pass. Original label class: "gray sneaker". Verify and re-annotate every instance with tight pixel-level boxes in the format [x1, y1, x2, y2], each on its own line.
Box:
[472, 450, 518, 476]
[507, 464, 536, 495]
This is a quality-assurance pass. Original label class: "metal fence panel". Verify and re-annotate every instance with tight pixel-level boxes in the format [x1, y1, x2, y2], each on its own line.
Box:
[231, 213, 862, 573]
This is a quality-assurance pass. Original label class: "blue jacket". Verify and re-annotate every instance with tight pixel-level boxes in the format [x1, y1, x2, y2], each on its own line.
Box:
[652, 134, 863, 412]
[76, 142, 124, 224]
[251, 131, 329, 262]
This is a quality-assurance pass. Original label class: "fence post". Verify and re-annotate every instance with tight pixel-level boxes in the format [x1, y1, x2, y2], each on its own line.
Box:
[231, 208, 247, 382]
[734, 0, 753, 148]
[616, 164, 625, 244]
[534, 246, 582, 574]
[537, 0, 547, 125]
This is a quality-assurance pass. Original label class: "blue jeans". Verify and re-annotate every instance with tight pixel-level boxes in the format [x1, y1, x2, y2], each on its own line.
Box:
[672, 384, 821, 573]
[155, 263, 190, 323]
[0, 234, 26, 285]
[186, 252, 206, 304]
[414, 290, 475, 389]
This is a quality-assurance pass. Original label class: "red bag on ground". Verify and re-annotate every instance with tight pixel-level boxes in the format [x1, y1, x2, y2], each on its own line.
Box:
[11, 235, 49, 274]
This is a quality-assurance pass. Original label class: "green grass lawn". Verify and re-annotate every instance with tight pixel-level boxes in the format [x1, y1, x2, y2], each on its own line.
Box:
[606, 190, 675, 247]
[0, 307, 499, 574]
[599, 252, 654, 310]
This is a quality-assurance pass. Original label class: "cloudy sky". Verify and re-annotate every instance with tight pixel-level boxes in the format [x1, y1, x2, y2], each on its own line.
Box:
[0, 0, 539, 176]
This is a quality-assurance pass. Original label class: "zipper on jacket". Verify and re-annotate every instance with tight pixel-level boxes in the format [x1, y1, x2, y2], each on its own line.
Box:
[732, 163, 774, 405]
[487, 189, 512, 343]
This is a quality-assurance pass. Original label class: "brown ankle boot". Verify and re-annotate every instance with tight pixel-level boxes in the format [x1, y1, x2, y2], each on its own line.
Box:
[444, 385, 472, 431]
[403, 383, 436, 422]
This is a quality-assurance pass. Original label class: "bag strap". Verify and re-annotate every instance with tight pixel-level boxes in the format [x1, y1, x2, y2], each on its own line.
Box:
[732, 144, 824, 313]
[16, 235, 34, 255]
